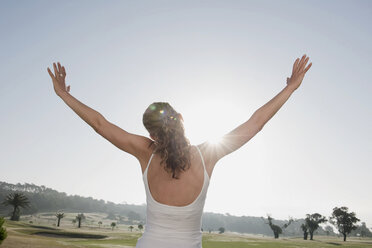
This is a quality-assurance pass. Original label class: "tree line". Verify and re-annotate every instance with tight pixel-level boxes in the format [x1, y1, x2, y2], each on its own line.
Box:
[261, 208, 366, 242]
[1, 181, 371, 241]
[0, 181, 145, 222]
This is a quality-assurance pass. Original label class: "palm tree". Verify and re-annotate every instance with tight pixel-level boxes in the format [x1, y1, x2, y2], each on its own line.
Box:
[76, 213, 85, 228]
[2, 193, 30, 221]
[138, 224, 143, 232]
[98, 221, 102, 228]
[128, 225, 134, 232]
[55, 212, 64, 227]
[111, 222, 116, 230]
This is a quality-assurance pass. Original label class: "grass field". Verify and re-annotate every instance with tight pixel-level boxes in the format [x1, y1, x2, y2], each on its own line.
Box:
[2, 214, 372, 248]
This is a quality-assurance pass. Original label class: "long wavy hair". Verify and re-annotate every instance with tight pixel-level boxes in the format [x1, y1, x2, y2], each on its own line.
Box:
[143, 102, 191, 179]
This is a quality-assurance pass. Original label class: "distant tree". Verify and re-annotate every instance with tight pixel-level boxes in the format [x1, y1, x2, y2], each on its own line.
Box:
[264, 215, 293, 239]
[301, 223, 308, 240]
[111, 222, 116, 230]
[98, 221, 102, 228]
[330, 206, 360, 241]
[76, 213, 86, 228]
[270, 225, 281, 238]
[361, 222, 372, 237]
[72, 219, 76, 226]
[129, 225, 134, 232]
[55, 212, 64, 227]
[263, 215, 281, 238]
[208, 229, 212, 233]
[305, 213, 327, 240]
[359, 222, 369, 237]
[218, 227, 225, 234]
[0, 217, 7, 245]
[138, 224, 143, 232]
[282, 217, 294, 230]
[127, 211, 141, 221]
[324, 225, 334, 236]
[2, 192, 30, 221]
[350, 222, 372, 237]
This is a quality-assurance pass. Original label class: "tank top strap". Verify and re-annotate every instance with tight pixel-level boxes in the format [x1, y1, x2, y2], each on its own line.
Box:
[195, 145, 208, 178]
[144, 153, 155, 176]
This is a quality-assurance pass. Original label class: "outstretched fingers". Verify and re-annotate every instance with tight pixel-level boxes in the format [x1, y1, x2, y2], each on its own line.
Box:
[47, 62, 67, 80]
[292, 58, 299, 74]
[47, 67, 55, 79]
[49, 62, 66, 79]
[299, 56, 312, 74]
[53, 63, 59, 75]
[57, 62, 64, 78]
[300, 57, 309, 71]
[304, 62, 312, 73]
[297, 55, 306, 73]
[295, 54, 312, 74]
[57, 62, 67, 78]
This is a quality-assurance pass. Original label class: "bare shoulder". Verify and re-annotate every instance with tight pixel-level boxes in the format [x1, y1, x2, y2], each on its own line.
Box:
[196, 142, 219, 179]
[134, 135, 155, 173]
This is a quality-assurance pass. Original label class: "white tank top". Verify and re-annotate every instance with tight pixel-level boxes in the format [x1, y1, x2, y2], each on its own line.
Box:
[135, 145, 210, 248]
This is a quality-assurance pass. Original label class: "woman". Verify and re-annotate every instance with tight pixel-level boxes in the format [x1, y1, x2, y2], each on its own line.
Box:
[47, 54, 312, 247]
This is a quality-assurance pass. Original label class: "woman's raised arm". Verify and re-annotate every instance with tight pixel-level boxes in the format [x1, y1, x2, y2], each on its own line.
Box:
[200, 54, 312, 171]
[47, 62, 152, 166]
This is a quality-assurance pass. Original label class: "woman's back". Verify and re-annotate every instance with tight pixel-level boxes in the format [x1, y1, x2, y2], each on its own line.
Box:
[144, 145, 210, 207]
[48, 56, 312, 248]
[136, 145, 210, 248]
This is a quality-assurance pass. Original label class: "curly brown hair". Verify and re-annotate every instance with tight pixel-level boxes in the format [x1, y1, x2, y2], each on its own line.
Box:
[142, 102, 191, 179]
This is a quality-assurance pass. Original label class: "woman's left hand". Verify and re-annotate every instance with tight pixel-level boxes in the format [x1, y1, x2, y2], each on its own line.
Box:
[286, 54, 312, 92]
[47, 62, 71, 97]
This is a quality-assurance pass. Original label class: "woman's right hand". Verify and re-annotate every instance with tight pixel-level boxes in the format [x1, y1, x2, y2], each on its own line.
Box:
[286, 54, 312, 92]
[47, 62, 71, 97]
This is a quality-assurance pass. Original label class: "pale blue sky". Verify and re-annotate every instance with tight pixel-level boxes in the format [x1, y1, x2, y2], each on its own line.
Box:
[1, 0, 371, 227]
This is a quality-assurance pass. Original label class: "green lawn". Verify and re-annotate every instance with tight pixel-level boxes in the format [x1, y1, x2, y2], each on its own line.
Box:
[2, 219, 372, 248]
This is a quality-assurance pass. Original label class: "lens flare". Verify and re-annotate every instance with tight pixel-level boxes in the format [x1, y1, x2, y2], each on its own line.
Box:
[207, 136, 223, 145]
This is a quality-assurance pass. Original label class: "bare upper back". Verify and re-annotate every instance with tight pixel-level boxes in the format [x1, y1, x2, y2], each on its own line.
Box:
[144, 145, 209, 207]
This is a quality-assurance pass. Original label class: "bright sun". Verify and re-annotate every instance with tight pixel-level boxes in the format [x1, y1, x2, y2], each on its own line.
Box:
[183, 104, 236, 146]
[206, 135, 224, 145]
[179, 94, 245, 147]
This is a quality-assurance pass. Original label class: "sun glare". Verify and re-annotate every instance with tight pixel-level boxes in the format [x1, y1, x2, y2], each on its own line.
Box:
[207, 136, 224, 145]
[181, 95, 243, 147]
[184, 107, 232, 146]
